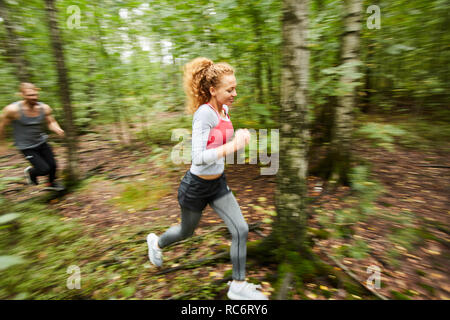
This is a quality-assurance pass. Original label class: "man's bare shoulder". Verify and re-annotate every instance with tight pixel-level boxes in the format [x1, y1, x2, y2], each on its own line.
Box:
[3, 102, 20, 117]
[39, 103, 52, 114]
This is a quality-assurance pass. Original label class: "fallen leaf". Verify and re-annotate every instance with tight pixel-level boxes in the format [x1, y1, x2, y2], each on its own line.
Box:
[306, 292, 317, 299]
[430, 273, 444, 280]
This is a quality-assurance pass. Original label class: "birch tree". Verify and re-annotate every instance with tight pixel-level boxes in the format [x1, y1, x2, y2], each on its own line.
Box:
[266, 0, 310, 272]
[330, 0, 362, 185]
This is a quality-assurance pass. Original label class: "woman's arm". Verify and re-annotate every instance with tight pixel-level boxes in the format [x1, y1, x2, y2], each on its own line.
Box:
[191, 107, 219, 165]
[191, 105, 250, 165]
[215, 129, 250, 159]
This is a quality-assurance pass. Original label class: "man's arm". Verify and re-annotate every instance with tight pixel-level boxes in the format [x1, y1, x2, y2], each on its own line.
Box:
[43, 104, 65, 137]
[0, 106, 13, 153]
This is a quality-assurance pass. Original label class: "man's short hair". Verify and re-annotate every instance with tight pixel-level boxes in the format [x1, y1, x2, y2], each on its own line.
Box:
[19, 83, 40, 93]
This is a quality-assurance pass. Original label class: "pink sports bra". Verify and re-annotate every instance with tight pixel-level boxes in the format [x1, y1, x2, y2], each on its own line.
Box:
[206, 103, 234, 150]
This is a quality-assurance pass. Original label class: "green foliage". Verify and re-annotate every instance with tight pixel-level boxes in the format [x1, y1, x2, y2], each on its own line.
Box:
[395, 118, 450, 150]
[0, 200, 110, 299]
[390, 290, 412, 300]
[387, 227, 422, 253]
[355, 122, 407, 152]
[348, 239, 369, 260]
[320, 61, 364, 96]
[137, 115, 191, 146]
[315, 165, 381, 260]
[231, 100, 278, 130]
[0, 255, 25, 271]
[0, 213, 21, 225]
[320, 165, 382, 239]
[112, 177, 172, 212]
[0, 176, 23, 193]
[349, 165, 383, 215]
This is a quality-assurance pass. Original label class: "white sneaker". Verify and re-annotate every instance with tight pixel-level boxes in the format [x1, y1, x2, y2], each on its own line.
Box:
[147, 233, 163, 267]
[24, 166, 37, 185]
[227, 281, 269, 300]
[44, 181, 65, 191]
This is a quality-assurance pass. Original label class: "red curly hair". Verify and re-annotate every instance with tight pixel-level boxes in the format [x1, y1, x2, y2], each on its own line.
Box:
[183, 57, 234, 114]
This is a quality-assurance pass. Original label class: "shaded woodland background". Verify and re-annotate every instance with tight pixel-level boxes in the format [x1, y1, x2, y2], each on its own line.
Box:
[0, 0, 448, 300]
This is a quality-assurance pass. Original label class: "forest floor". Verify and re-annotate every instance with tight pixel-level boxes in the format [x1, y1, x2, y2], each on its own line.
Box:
[0, 112, 448, 300]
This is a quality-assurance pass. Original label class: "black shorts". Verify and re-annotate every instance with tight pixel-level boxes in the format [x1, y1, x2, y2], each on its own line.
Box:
[178, 170, 232, 212]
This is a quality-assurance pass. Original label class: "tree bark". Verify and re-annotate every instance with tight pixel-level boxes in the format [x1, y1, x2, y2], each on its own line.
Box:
[92, 6, 128, 145]
[330, 0, 362, 185]
[272, 0, 310, 256]
[248, 3, 265, 104]
[0, 0, 32, 82]
[44, 0, 78, 185]
[266, 55, 275, 105]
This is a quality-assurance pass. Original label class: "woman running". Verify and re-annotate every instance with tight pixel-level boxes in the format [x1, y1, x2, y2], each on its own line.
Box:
[147, 57, 268, 300]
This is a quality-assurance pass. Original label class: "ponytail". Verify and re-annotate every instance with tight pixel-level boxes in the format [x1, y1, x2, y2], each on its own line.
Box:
[183, 57, 234, 114]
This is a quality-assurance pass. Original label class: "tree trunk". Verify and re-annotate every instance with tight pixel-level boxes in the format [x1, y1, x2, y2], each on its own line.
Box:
[272, 0, 310, 257]
[44, 0, 78, 185]
[362, 40, 373, 114]
[92, 6, 128, 145]
[0, 0, 32, 82]
[329, 0, 362, 185]
[266, 55, 275, 105]
[248, 3, 265, 105]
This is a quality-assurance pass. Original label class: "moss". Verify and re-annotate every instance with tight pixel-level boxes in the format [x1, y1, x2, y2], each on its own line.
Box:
[112, 177, 171, 212]
[390, 290, 411, 300]
[415, 269, 426, 277]
[223, 269, 233, 278]
[342, 278, 365, 296]
[272, 262, 293, 299]
[308, 227, 330, 240]
[418, 283, 435, 296]
[247, 238, 278, 264]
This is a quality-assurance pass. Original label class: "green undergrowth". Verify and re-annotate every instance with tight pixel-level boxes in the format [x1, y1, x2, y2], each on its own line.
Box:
[111, 176, 172, 213]
[137, 114, 191, 147]
[355, 115, 450, 151]
[313, 162, 436, 271]
[316, 165, 382, 244]
[269, 249, 370, 300]
[0, 195, 266, 300]
[0, 195, 174, 299]
[0, 200, 107, 299]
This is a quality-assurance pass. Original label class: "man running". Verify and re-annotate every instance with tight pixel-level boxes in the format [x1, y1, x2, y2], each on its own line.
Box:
[0, 82, 65, 191]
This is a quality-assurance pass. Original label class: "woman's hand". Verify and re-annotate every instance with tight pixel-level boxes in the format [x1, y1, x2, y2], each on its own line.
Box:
[215, 129, 251, 159]
[233, 129, 251, 150]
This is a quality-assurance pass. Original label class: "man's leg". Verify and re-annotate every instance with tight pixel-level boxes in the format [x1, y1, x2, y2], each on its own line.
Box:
[21, 148, 51, 184]
[38, 143, 57, 183]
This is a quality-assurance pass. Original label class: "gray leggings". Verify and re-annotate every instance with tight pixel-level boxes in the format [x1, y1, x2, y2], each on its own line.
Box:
[158, 192, 248, 281]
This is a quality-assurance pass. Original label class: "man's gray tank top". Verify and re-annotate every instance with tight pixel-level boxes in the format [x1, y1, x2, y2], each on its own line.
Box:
[11, 101, 48, 150]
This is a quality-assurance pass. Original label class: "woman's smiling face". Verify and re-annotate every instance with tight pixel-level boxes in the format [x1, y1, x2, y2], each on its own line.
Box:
[210, 74, 237, 107]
